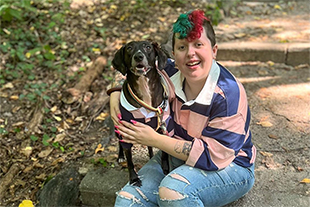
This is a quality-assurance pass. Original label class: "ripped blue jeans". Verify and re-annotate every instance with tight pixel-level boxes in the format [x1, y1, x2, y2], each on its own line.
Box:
[114, 151, 255, 207]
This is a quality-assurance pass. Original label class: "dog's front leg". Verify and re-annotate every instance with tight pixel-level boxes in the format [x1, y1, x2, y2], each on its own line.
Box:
[161, 152, 169, 175]
[124, 148, 142, 187]
[157, 124, 170, 175]
[117, 142, 125, 163]
[147, 146, 153, 158]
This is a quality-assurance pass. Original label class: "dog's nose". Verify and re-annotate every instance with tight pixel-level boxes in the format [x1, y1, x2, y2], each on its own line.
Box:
[134, 51, 144, 62]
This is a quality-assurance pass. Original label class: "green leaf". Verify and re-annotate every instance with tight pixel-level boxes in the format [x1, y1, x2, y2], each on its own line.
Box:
[51, 127, 57, 133]
[0, 127, 8, 134]
[43, 95, 51, 100]
[9, 7, 22, 20]
[60, 146, 65, 152]
[30, 135, 38, 141]
[42, 134, 50, 146]
[48, 21, 56, 28]
[28, 48, 41, 55]
[43, 52, 55, 60]
[52, 142, 59, 148]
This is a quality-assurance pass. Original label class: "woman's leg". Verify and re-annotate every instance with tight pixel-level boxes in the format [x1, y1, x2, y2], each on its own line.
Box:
[158, 163, 255, 207]
[114, 152, 165, 207]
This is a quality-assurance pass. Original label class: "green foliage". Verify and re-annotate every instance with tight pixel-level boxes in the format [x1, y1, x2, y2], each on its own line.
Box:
[205, 0, 243, 25]
[0, 0, 70, 87]
[0, 0, 36, 22]
[0, 127, 8, 135]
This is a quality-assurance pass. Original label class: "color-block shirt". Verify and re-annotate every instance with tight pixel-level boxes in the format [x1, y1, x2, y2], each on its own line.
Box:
[118, 69, 175, 149]
[164, 59, 256, 171]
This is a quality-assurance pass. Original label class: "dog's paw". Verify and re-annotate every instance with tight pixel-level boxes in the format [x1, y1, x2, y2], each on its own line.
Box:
[117, 157, 126, 163]
[130, 178, 142, 187]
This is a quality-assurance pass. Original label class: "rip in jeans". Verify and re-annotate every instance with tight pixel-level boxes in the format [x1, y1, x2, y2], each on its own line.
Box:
[159, 173, 190, 201]
[117, 186, 151, 206]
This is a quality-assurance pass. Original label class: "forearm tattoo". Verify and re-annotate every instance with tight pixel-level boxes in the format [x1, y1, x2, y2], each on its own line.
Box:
[174, 141, 192, 156]
[182, 142, 192, 156]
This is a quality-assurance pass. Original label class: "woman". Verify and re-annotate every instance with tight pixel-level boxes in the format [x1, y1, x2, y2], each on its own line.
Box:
[109, 9, 256, 207]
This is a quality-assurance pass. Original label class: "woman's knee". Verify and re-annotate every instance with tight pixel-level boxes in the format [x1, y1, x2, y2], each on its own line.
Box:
[159, 173, 190, 201]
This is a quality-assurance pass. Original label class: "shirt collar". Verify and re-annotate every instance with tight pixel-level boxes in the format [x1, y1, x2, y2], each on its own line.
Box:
[171, 59, 220, 105]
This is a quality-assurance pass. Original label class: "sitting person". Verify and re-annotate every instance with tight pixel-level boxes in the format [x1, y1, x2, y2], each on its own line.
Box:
[109, 9, 256, 207]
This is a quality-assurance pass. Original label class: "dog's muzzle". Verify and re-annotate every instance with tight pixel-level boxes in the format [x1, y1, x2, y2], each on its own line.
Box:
[130, 51, 151, 76]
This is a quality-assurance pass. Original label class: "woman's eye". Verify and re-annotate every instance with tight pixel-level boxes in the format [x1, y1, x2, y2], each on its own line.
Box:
[178, 46, 185, 50]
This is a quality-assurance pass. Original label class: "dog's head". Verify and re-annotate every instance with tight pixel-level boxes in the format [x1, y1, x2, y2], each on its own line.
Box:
[112, 41, 167, 76]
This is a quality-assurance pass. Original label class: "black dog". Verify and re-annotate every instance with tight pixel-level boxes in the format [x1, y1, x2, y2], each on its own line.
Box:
[112, 41, 172, 186]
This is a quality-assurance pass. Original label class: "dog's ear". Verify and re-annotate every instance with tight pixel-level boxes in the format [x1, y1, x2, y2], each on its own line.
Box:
[152, 42, 168, 70]
[112, 46, 127, 75]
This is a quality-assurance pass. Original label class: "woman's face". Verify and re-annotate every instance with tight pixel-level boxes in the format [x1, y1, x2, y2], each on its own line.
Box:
[173, 28, 217, 85]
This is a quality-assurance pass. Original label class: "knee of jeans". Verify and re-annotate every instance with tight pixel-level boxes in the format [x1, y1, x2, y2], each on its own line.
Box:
[159, 173, 190, 201]
[117, 191, 139, 202]
[117, 188, 149, 203]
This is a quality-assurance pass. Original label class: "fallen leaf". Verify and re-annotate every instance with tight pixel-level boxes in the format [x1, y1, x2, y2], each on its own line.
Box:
[18, 200, 34, 207]
[50, 105, 58, 113]
[75, 116, 84, 122]
[257, 69, 268, 75]
[51, 157, 65, 166]
[95, 144, 105, 154]
[261, 156, 280, 169]
[257, 121, 273, 127]
[12, 106, 21, 113]
[300, 178, 310, 184]
[2, 82, 14, 89]
[260, 151, 273, 157]
[267, 61, 275, 67]
[95, 112, 109, 121]
[83, 92, 93, 102]
[274, 4, 282, 10]
[34, 162, 44, 168]
[9, 95, 19, 100]
[234, 33, 246, 38]
[3, 28, 11, 35]
[38, 148, 53, 158]
[268, 134, 279, 139]
[12, 121, 25, 127]
[54, 133, 66, 142]
[21, 146, 33, 158]
[297, 167, 304, 172]
[158, 17, 166, 22]
[53, 115, 62, 122]
[26, 52, 31, 58]
[35, 173, 46, 180]
[23, 166, 33, 173]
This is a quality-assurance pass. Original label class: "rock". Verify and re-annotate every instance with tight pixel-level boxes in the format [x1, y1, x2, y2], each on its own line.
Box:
[38, 167, 82, 207]
[79, 167, 128, 207]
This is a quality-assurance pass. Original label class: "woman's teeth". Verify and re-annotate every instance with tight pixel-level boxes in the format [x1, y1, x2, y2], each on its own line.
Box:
[187, 61, 200, 66]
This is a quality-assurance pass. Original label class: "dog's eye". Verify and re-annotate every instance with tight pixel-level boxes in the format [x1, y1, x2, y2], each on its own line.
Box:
[146, 45, 151, 51]
[126, 46, 133, 52]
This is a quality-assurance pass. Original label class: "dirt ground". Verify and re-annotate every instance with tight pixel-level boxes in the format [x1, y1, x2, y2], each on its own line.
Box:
[0, 0, 309, 206]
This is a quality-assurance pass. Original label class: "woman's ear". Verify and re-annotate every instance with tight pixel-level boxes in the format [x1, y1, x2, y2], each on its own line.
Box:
[212, 44, 218, 59]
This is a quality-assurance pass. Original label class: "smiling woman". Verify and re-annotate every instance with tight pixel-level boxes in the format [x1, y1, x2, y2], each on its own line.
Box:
[109, 9, 256, 207]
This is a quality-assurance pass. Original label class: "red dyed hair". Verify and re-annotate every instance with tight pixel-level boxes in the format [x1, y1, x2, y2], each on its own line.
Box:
[187, 10, 209, 42]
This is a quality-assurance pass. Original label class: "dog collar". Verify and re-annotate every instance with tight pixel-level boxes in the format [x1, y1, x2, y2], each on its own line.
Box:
[127, 82, 168, 115]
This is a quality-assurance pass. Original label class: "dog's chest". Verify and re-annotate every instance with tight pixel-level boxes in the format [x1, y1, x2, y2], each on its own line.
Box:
[136, 76, 152, 106]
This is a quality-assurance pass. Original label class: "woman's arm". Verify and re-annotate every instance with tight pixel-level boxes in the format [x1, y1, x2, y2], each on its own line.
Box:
[109, 91, 121, 125]
[115, 120, 192, 161]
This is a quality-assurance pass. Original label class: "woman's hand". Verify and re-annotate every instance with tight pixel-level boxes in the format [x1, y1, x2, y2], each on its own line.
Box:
[110, 91, 121, 125]
[115, 120, 159, 147]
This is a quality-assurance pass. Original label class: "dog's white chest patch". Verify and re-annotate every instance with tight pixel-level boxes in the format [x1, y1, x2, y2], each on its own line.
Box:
[137, 77, 152, 106]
